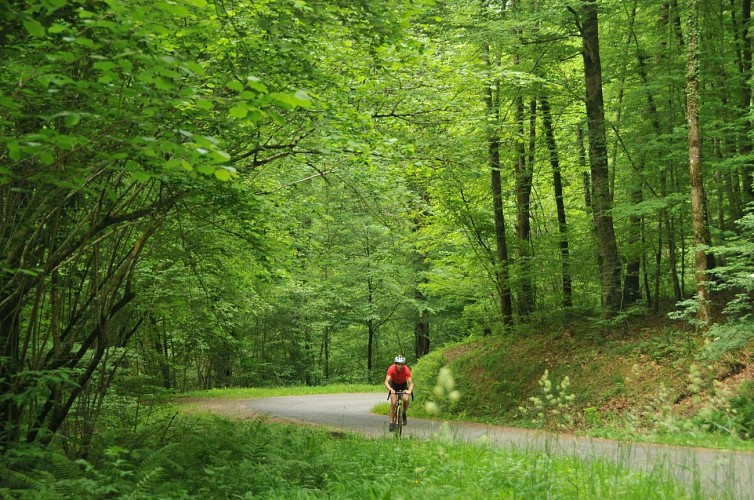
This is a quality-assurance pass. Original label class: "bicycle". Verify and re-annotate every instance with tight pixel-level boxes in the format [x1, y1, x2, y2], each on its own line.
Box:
[387, 390, 413, 437]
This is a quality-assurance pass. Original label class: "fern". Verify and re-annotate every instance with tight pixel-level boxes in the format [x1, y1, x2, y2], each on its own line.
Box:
[2, 468, 50, 492]
[126, 466, 165, 498]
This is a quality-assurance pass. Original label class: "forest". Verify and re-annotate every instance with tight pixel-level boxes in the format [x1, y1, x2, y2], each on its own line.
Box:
[2, 0, 754, 496]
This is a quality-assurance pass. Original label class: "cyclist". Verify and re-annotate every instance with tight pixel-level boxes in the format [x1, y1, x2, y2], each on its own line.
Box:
[384, 355, 414, 432]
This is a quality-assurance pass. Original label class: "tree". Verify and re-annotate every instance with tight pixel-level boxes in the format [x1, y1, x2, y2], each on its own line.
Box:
[570, 0, 623, 318]
[685, 0, 712, 325]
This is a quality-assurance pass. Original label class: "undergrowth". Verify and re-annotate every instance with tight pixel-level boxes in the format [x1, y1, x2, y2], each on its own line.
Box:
[407, 317, 754, 452]
[1, 412, 695, 499]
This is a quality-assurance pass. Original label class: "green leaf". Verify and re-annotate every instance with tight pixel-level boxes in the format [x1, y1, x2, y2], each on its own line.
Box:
[209, 149, 231, 163]
[229, 105, 248, 118]
[39, 152, 55, 165]
[47, 23, 67, 34]
[0, 96, 18, 110]
[214, 167, 233, 181]
[64, 114, 80, 127]
[227, 81, 244, 92]
[42, 0, 68, 12]
[268, 90, 312, 109]
[154, 77, 175, 90]
[7, 141, 21, 161]
[74, 37, 95, 48]
[268, 110, 286, 126]
[247, 109, 265, 123]
[246, 78, 268, 93]
[183, 61, 205, 75]
[156, 2, 191, 17]
[93, 61, 117, 71]
[132, 171, 151, 182]
[196, 164, 214, 175]
[196, 99, 214, 110]
[23, 20, 46, 38]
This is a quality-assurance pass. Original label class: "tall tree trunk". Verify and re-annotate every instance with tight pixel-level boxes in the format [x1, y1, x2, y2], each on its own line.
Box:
[620, 1, 642, 305]
[413, 191, 431, 358]
[686, 0, 712, 325]
[514, 95, 535, 317]
[0, 292, 23, 449]
[414, 288, 430, 358]
[572, 0, 623, 317]
[366, 277, 375, 377]
[541, 95, 572, 308]
[656, 1, 684, 305]
[484, 43, 514, 328]
[321, 326, 330, 381]
[740, 0, 754, 201]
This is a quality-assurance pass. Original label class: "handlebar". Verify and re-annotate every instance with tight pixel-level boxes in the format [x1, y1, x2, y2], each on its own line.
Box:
[387, 390, 414, 401]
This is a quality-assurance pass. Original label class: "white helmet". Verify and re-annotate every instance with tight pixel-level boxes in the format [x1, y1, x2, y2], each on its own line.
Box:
[394, 355, 406, 364]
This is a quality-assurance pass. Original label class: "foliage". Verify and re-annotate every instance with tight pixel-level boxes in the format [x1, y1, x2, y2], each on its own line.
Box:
[3, 0, 754, 474]
[0, 412, 692, 499]
[695, 381, 754, 440]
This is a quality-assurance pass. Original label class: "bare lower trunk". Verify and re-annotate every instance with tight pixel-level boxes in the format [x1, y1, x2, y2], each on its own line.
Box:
[686, 0, 711, 325]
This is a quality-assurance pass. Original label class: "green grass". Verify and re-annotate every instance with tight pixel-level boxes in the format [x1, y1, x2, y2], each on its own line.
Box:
[1, 411, 703, 499]
[402, 322, 754, 454]
[180, 383, 384, 399]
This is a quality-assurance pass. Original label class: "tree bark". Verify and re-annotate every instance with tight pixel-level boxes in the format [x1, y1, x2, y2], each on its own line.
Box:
[686, 0, 712, 325]
[620, 1, 642, 306]
[573, 0, 623, 317]
[484, 43, 514, 328]
[414, 288, 430, 359]
[541, 96, 572, 308]
[739, 0, 754, 201]
[514, 95, 535, 317]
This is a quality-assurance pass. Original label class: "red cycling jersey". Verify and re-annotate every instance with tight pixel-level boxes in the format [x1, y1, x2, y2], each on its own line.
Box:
[386, 364, 411, 385]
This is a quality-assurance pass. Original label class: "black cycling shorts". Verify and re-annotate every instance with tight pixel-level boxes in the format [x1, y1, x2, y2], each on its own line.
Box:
[389, 382, 408, 392]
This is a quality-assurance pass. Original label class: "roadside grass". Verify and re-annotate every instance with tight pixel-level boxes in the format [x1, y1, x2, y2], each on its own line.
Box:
[0, 411, 701, 499]
[181, 374, 754, 454]
[180, 383, 384, 399]
[408, 323, 754, 454]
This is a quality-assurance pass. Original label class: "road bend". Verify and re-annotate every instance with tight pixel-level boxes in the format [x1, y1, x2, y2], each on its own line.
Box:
[243, 392, 754, 499]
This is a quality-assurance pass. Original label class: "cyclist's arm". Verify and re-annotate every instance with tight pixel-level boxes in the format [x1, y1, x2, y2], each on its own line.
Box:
[384, 374, 394, 393]
[407, 376, 414, 395]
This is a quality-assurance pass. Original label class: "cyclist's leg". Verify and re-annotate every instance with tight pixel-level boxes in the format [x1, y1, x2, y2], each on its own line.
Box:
[401, 393, 409, 424]
[388, 389, 398, 430]
[390, 393, 399, 420]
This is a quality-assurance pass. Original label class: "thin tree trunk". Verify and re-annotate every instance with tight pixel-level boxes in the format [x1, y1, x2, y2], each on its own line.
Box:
[541, 95, 572, 308]
[514, 94, 535, 317]
[366, 277, 375, 376]
[413, 192, 431, 357]
[484, 43, 513, 327]
[620, 1, 642, 305]
[414, 288, 430, 358]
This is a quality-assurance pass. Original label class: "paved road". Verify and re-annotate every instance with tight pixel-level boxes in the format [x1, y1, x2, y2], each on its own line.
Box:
[244, 392, 754, 499]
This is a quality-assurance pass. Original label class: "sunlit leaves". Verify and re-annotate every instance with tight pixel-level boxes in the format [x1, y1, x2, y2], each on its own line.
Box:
[23, 19, 46, 37]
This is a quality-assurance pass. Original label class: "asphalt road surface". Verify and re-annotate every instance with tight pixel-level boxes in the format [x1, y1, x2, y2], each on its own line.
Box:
[243, 392, 754, 499]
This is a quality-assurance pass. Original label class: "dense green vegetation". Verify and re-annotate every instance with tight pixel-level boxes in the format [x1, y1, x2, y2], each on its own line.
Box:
[3, 0, 754, 496]
[2, 410, 698, 499]
[410, 319, 754, 452]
